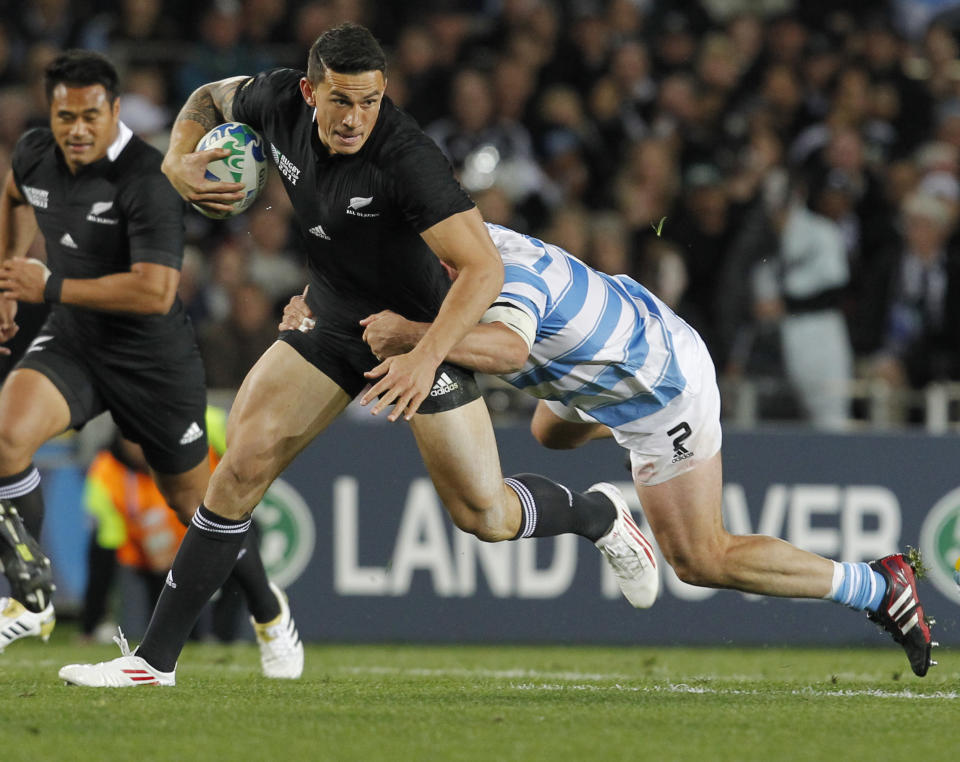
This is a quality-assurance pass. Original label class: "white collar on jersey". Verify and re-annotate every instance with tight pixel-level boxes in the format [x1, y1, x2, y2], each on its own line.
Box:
[106, 120, 133, 162]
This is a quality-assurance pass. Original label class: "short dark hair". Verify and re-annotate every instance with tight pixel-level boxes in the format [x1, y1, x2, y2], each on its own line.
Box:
[44, 49, 119, 104]
[306, 22, 386, 84]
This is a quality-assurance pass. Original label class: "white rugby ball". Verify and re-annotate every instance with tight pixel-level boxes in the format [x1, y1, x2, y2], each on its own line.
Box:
[192, 122, 268, 219]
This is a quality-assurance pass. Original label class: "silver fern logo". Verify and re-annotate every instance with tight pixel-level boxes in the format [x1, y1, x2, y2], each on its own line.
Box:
[346, 196, 379, 217]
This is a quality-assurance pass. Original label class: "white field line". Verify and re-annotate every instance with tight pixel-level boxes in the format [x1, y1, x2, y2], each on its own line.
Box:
[340, 665, 959, 700]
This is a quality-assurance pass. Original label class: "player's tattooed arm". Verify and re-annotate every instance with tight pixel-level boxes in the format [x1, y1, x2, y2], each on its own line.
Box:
[163, 76, 250, 208]
[176, 75, 250, 130]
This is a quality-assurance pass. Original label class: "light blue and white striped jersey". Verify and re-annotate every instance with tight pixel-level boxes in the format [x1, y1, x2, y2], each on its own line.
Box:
[486, 223, 704, 428]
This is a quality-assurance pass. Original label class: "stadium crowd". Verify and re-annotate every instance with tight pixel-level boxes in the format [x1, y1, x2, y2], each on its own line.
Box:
[1, 0, 959, 427]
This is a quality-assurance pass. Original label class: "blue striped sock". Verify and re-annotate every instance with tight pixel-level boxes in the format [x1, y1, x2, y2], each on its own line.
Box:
[825, 561, 887, 612]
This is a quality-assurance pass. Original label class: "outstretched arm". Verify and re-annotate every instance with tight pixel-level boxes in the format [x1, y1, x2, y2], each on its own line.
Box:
[161, 76, 249, 215]
[359, 208, 505, 421]
[359, 311, 530, 375]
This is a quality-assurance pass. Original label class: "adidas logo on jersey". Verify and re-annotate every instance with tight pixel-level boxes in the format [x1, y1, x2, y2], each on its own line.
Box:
[179, 421, 203, 445]
[59, 232, 78, 249]
[308, 224, 330, 240]
[430, 372, 459, 397]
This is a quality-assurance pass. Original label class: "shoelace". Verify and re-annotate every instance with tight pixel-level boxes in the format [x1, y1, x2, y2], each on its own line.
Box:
[112, 627, 132, 657]
[604, 534, 646, 574]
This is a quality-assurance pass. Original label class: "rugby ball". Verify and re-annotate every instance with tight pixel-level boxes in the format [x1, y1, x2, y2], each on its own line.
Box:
[192, 122, 268, 219]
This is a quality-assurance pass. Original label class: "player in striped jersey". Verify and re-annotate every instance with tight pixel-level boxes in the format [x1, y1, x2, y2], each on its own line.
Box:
[299, 222, 935, 677]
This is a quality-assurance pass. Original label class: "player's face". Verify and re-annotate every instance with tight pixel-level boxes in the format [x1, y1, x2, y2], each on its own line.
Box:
[49, 83, 120, 173]
[301, 69, 385, 156]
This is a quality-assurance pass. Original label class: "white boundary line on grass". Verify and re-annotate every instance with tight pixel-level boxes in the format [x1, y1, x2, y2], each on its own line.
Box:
[341, 665, 959, 700]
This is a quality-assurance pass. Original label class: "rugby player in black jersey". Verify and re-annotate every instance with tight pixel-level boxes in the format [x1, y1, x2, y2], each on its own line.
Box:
[0, 51, 304, 678]
[60, 23, 659, 687]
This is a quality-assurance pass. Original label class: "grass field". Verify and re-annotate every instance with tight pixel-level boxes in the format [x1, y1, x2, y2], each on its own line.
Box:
[1, 628, 958, 761]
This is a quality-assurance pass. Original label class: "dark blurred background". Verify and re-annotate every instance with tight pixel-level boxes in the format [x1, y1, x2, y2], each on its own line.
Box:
[4, 0, 960, 431]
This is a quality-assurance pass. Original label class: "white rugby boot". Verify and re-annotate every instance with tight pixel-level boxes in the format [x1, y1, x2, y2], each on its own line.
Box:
[59, 629, 175, 687]
[0, 597, 55, 651]
[252, 582, 303, 679]
[590, 482, 660, 608]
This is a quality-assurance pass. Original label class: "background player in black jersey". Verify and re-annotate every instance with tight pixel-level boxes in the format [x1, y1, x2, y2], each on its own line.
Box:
[59, 23, 657, 687]
[0, 51, 304, 679]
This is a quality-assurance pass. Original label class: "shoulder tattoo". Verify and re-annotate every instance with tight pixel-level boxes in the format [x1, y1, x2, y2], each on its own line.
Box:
[177, 78, 246, 131]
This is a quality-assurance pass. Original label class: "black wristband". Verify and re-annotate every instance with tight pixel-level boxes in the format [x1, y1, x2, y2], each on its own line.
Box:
[43, 273, 63, 303]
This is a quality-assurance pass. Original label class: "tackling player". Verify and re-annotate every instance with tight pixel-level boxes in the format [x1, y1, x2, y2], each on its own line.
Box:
[287, 222, 937, 678]
[0, 50, 302, 678]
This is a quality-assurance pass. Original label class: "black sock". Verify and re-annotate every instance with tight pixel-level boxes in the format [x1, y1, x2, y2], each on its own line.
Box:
[230, 528, 280, 623]
[505, 473, 616, 542]
[0, 465, 45, 536]
[136, 504, 249, 672]
[81, 536, 117, 636]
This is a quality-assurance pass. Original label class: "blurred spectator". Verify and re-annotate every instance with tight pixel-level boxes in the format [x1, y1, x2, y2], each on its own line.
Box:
[667, 162, 747, 359]
[650, 10, 700, 77]
[79, 0, 183, 56]
[538, 202, 590, 262]
[427, 67, 552, 224]
[175, 1, 275, 102]
[472, 184, 524, 229]
[615, 138, 680, 254]
[727, 171, 854, 428]
[199, 281, 278, 388]
[244, 204, 304, 306]
[547, 7, 612, 98]
[0, 21, 24, 88]
[17, 0, 79, 48]
[867, 192, 960, 390]
[242, 0, 290, 46]
[390, 24, 449, 126]
[586, 210, 631, 276]
[118, 66, 172, 143]
[604, 39, 657, 142]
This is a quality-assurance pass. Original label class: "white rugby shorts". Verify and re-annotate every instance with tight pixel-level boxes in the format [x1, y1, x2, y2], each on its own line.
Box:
[543, 329, 722, 486]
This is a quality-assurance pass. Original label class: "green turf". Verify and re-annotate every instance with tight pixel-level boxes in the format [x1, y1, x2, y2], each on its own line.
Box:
[1, 628, 958, 761]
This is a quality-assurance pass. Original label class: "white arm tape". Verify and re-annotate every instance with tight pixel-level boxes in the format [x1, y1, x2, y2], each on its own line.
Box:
[480, 303, 535, 352]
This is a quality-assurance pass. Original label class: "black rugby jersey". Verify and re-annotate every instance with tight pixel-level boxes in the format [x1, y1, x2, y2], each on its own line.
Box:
[232, 68, 475, 330]
[11, 125, 192, 348]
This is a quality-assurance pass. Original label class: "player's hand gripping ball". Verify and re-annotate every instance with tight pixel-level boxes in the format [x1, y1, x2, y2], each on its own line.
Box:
[192, 122, 268, 219]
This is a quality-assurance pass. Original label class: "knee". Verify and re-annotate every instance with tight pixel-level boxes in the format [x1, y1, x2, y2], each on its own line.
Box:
[661, 538, 730, 588]
[164, 493, 203, 525]
[0, 427, 37, 470]
[447, 501, 512, 543]
[530, 424, 577, 450]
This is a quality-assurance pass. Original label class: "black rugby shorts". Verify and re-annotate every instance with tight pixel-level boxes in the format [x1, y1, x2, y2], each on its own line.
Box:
[279, 323, 480, 413]
[17, 328, 208, 474]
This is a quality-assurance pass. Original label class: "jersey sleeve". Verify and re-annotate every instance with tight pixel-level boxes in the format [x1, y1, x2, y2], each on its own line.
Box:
[232, 68, 302, 131]
[480, 301, 536, 351]
[385, 130, 475, 233]
[10, 129, 51, 195]
[496, 263, 548, 337]
[120, 168, 186, 269]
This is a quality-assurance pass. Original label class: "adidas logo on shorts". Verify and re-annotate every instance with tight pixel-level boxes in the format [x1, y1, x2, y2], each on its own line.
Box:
[179, 421, 203, 445]
[430, 372, 459, 397]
